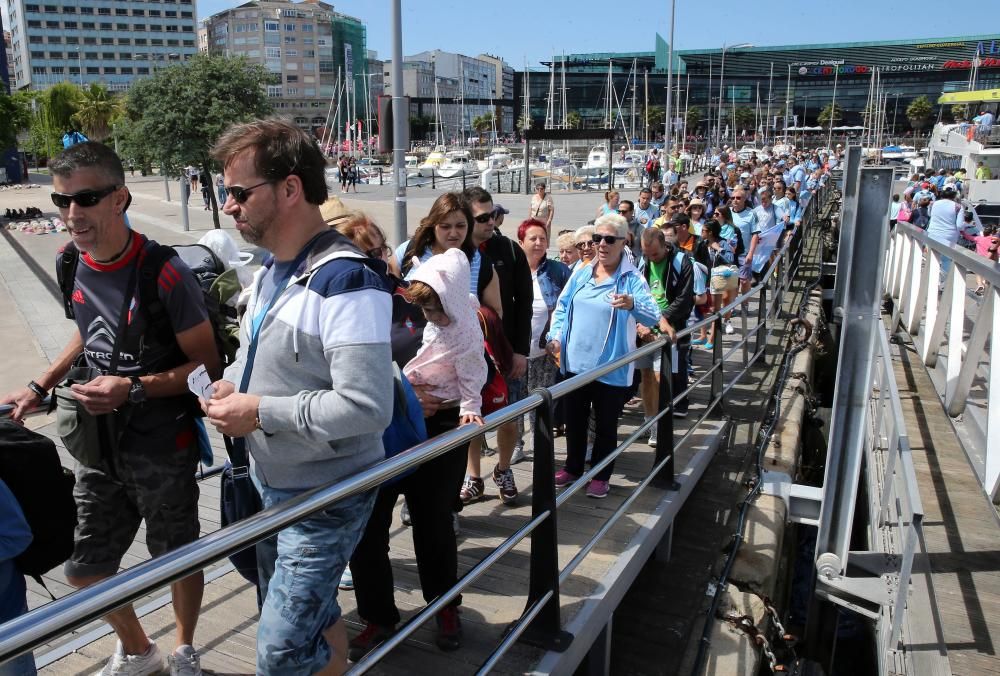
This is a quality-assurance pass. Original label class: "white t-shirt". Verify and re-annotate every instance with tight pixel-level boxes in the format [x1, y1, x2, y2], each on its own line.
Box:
[529, 273, 549, 359]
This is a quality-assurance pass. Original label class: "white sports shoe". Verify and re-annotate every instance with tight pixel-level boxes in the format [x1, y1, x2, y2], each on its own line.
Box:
[724, 320, 735, 335]
[97, 640, 164, 676]
[168, 645, 202, 676]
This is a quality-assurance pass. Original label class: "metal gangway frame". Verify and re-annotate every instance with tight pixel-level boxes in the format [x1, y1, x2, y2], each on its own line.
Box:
[884, 220, 999, 500]
[0, 183, 834, 674]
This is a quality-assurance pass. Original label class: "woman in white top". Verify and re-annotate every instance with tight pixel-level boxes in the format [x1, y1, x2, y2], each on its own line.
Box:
[530, 182, 555, 231]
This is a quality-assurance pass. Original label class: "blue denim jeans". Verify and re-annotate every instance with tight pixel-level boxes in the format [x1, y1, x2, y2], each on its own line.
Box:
[254, 484, 376, 675]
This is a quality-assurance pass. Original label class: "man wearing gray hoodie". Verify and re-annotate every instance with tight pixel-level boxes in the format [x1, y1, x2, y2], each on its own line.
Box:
[204, 118, 393, 675]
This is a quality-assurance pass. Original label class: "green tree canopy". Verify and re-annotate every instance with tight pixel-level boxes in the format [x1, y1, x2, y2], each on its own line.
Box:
[906, 96, 934, 132]
[409, 115, 433, 141]
[122, 53, 272, 227]
[71, 83, 124, 142]
[733, 106, 755, 131]
[565, 111, 582, 130]
[645, 105, 665, 130]
[684, 106, 703, 134]
[0, 92, 32, 150]
[817, 103, 844, 129]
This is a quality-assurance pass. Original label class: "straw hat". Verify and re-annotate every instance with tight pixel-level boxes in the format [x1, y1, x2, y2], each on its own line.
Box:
[320, 196, 352, 226]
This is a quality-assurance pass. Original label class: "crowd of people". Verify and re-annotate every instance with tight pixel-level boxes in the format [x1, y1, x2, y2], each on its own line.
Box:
[0, 127, 838, 676]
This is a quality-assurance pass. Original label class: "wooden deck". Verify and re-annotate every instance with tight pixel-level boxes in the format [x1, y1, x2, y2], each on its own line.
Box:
[892, 333, 1000, 676]
[28, 341, 739, 675]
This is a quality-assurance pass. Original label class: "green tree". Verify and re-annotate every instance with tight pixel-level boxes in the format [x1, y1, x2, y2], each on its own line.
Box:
[645, 105, 665, 130]
[409, 115, 433, 142]
[906, 96, 934, 133]
[565, 110, 582, 129]
[122, 53, 272, 227]
[20, 83, 82, 162]
[684, 105, 703, 135]
[0, 92, 32, 150]
[71, 83, 124, 142]
[471, 112, 495, 144]
[733, 106, 755, 132]
[950, 103, 969, 122]
[817, 103, 844, 129]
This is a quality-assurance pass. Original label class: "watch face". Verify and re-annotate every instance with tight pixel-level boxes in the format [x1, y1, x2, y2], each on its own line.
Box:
[129, 379, 146, 404]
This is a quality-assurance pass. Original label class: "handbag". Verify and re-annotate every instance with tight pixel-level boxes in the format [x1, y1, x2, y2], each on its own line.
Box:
[53, 260, 139, 467]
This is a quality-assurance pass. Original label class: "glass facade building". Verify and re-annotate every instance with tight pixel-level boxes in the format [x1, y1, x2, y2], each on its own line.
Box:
[515, 34, 1000, 140]
[4, 0, 198, 91]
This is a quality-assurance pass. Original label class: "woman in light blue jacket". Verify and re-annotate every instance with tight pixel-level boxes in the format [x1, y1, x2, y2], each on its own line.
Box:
[545, 214, 660, 499]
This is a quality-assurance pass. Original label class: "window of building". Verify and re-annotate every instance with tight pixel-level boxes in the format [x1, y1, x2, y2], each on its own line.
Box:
[63, 5, 76, 13]
[319, 61, 333, 73]
[303, 63, 315, 72]
[286, 87, 298, 95]
[304, 88, 316, 96]
[32, 66, 46, 74]
[48, 50, 62, 58]
[286, 62, 297, 71]
[286, 49, 297, 56]
[183, 39, 194, 46]
[150, 24, 162, 31]
[84, 51, 98, 59]
[303, 49, 315, 58]
[286, 74, 298, 82]
[181, 11, 192, 18]
[63, 20, 76, 27]
[29, 50, 45, 58]
[29, 35, 43, 44]
[167, 38, 179, 46]
[116, 23, 128, 30]
[138, 67, 150, 74]
[102, 52, 115, 59]
[301, 24, 313, 32]
[100, 22, 112, 29]
[302, 37, 313, 45]
[165, 10, 176, 17]
[119, 37, 132, 45]
[121, 67, 133, 74]
[51, 65, 65, 73]
[45, 20, 59, 28]
[25, 4, 40, 11]
[282, 8, 295, 16]
[43, 4, 57, 12]
[104, 66, 117, 74]
[83, 36, 96, 44]
[284, 36, 296, 43]
[166, 24, 177, 32]
[149, 9, 161, 16]
[134, 38, 147, 45]
[150, 38, 163, 45]
[97, 7, 110, 15]
[265, 46, 280, 58]
[81, 21, 94, 29]
[133, 23, 145, 30]
[101, 37, 114, 44]
[65, 36, 78, 44]
[267, 85, 282, 97]
[264, 21, 279, 31]
[27, 20, 42, 27]
[69, 66, 80, 75]
[87, 66, 100, 74]
[80, 6, 93, 14]
[264, 34, 279, 44]
[115, 8, 128, 15]
[245, 36, 260, 44]
[284, 23, 295, 31]
[247, 49, 260, 57]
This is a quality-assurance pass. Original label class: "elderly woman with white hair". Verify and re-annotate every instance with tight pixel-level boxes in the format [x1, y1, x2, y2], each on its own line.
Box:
[545, 213, 660, 498]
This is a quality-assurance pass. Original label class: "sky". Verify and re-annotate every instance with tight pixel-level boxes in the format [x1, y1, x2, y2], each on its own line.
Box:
[194, 0, 997, 68]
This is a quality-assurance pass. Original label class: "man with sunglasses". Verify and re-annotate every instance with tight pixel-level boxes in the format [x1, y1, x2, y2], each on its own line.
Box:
[460, 187, 533, 503]
[1, 142, 220, 676]
[203, 119, 393, 675]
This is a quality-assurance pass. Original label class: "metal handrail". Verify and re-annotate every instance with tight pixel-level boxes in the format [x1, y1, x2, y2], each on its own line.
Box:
[0, 182, 833, 670]
[885, 220, 998, 499]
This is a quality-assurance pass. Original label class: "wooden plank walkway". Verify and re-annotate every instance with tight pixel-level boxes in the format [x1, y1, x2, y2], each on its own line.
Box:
[892, 333, 1000, 676]
[27, 337, 741, 674]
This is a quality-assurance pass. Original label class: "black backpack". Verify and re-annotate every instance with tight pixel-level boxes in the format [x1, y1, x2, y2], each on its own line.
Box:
[57, 240, 240, 369]
[0, 420, 76, 586]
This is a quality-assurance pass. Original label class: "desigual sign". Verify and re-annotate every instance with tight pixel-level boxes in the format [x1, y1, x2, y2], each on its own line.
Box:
[798, 64, 869, 76]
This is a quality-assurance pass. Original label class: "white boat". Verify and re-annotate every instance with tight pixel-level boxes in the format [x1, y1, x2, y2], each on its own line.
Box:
[479, 146, 513, 171]
[405, 155, 420, 176]
[437, 153, 475, 179]
[417, 145, 447, 177]
[585, 145, 610, 169]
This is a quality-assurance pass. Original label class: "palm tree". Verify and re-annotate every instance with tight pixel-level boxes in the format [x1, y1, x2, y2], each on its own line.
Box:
[565, 111, 582, 129]
[472, 113, 495, 145]
[71, 83, 123, 142]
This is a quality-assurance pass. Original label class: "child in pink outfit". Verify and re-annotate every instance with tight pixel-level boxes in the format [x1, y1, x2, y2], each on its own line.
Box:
[403, 248, 487, 424]
[961, 223, 999, 294]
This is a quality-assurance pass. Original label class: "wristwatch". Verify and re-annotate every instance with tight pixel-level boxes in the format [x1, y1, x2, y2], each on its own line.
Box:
[127, 376, 147, 405]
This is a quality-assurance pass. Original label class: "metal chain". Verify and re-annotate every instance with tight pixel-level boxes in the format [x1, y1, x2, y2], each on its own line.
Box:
[720, 613, 783, 673]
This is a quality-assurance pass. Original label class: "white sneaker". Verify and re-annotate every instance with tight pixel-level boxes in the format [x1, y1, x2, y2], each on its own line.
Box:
[510, 443, 527, 464]
[724, 320, 735, 335]
[648, 428, 658, 448]
[98, 640, 164, 676]
[168, 645, 202, 676]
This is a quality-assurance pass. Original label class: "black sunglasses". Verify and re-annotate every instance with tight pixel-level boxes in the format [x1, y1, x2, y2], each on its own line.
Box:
[366, 244, 391, 259]
[473, 212, 494, 224]
[51, 184, 120, 209]
[224, 180, 274, 204]
[575, 241, 594, 250]
[592, 234, 623, 245]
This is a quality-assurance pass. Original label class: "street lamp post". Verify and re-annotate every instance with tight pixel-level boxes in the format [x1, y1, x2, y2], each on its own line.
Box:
[716, 43, 752, 148]
[75, 48, 83, 86]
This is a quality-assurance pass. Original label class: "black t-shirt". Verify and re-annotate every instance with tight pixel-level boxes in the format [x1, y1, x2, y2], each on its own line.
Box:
[60, 233, 209, 375]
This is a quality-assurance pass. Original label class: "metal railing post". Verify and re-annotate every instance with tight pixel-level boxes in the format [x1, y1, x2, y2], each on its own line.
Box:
[654, 339, 678, 489]
[832, 146, 862, 321]
[755, 284, 767, 356]
[431, 169, 436, 189]
[520, 388, 573, 651]
[711, 315, 724, 404]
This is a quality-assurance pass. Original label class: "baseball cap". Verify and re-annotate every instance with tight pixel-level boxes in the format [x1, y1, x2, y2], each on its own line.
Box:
[492, 203, 510, 216]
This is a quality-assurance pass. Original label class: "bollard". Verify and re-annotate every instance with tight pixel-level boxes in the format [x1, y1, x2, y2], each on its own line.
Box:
[431, 170, 436, 190]
[654, 339, 677, 489]
[496, 171, 501, 194]
[462, 171, 466, 191]
[379, 168, 383, 186]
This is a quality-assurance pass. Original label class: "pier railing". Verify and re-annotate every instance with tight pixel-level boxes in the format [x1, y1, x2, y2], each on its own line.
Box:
[0, 183, 833, 673]
[884, 221, 998, 500]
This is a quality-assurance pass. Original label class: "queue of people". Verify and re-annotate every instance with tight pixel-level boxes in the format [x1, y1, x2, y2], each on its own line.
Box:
[0, 128, 835, 676]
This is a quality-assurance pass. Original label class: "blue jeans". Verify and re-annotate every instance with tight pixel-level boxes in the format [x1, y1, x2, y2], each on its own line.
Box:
[0, 599, 36, 675]
[254, 484, 376, 675]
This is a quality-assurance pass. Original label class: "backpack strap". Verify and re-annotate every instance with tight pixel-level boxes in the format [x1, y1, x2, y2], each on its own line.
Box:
[57, 242, 80, 320]
[136, 243, 182, 355]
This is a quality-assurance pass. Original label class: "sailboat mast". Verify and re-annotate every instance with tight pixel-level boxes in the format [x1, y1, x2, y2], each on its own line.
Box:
[644, 68, 649, 144]
[681, 72, 690, 152]
[784, 64, 791, 141]
[561, 54, 568, 130]
[766, 62, 773, 145]
[826, 66, 839, 151]
[631, 58, 637, 143]
[547, 58, 556, 129]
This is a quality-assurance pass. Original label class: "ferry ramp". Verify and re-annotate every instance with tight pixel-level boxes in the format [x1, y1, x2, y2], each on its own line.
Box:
[0, 186, 832, 675]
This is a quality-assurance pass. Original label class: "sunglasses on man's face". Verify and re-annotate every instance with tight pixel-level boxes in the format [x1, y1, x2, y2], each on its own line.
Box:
[51, 184, 120, 209]
[473, 212, 494, 224]
[224, 180, 274, 204]
[592, 234, 623, 245]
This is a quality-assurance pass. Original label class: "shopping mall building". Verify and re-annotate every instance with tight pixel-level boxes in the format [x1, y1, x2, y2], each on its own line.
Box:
[514, 34, 1000, 138]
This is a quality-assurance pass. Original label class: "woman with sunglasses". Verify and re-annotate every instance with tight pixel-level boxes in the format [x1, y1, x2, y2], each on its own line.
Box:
[570, 225, 597, 271]
[397, 192, 502, 317]
[545, 214, 660, 499]
[687, 199, 707, 235]
[530, 182, 555, 232]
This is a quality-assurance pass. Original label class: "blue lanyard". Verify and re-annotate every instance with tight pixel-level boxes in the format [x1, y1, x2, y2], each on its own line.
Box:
[240, 246, 312, 393]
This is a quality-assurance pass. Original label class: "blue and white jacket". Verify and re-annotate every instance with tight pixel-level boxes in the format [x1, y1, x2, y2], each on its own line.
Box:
[547, 256, 660, 387]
